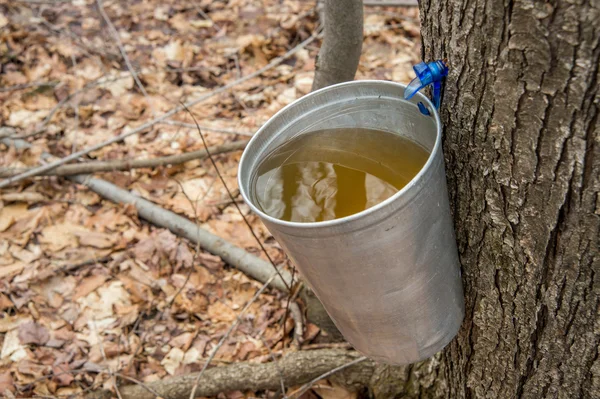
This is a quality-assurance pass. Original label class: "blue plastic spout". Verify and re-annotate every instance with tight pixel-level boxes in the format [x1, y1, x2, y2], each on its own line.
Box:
[404, 60, 448, 109]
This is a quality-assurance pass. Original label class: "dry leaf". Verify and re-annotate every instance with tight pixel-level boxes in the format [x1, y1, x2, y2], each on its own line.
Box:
[0, 329, 27, 361]
[74, 231, 115, 249]
[0, 294, 13, 310]
[77, 281, 131, 322]
[53, 364, 74, 386]
[0, 263, 25, 279]
[161, 347, 184, 375]
[313, 383, 357, 399]
[38, 223, 83, 252]
[73, 275, 108, 300]
[100, 75, 134, 97]
[0, 315, 32, 333]
[207, 301, 236, 322]
[0, 203, 29, 232]
[0, 14, 8, 29]
[0, 372, 14, 394]
[18, 321, 50, 345]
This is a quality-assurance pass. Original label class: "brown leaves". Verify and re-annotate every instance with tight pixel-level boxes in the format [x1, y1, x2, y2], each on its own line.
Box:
[0, 0, 420, 396]
[18, 321, 50, 346]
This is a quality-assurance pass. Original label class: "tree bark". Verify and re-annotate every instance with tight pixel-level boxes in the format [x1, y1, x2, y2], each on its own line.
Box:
[414, 0, 600, 397]
[311, 0, 364, 91]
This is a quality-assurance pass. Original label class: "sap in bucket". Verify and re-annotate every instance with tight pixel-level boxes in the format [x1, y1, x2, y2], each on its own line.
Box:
[238, 78, 464, 365]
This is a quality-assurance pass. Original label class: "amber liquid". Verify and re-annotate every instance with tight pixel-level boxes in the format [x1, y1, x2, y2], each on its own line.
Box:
[252, 128, 430, 223]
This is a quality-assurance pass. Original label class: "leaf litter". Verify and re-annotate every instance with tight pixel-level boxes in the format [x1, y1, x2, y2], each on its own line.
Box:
[0, 0, 420, 397]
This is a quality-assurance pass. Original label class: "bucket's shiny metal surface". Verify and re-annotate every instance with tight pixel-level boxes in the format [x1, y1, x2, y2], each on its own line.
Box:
[238, 80, 464, 365]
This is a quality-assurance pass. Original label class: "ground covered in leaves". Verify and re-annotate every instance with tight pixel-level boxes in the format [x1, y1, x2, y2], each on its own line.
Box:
[0, 0, 420, 397]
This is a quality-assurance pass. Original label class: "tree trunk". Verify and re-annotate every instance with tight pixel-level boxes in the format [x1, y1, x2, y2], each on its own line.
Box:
[413, 0, 600, 397]
[311, 0, 364, 91]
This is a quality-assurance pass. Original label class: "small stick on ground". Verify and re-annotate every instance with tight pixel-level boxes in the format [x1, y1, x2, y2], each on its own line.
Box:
[0, 140, 248, 178]
[289, 302, 304, 348]
[86, 349, 369, 399]
[0, 80, 59, 93]
[96, 0, 156, 115]
[161, 120, 253, 136]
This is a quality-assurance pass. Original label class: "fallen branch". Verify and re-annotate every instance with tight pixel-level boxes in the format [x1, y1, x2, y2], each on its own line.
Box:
[3, 135, 292, 292]
[86, 349, 371, 399]
[0, 29, 322, 188]
[0, 140, 248, 178]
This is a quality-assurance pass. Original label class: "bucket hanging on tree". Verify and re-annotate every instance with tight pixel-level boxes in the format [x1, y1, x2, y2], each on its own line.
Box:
[238, 69, 464, 365]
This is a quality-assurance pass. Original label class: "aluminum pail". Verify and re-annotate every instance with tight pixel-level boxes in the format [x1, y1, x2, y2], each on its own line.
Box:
[238, 80, 464, 364]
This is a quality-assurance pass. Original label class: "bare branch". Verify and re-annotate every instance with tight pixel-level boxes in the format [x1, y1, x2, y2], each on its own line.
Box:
[0, 141, 248, 178]
[96, 0, 156, 115]
[0, 81, 59, 93]
[161, 120, 253, 136]
[86, 349, 369, 399]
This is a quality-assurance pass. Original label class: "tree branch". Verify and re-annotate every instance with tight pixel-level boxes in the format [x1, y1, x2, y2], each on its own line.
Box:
[0, 140, 248, 178]
[311, 0, 363, 91]
[86, 349, 372, 399]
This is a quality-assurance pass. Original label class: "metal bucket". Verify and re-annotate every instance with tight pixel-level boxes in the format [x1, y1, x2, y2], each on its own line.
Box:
[238, 80, 464, 365]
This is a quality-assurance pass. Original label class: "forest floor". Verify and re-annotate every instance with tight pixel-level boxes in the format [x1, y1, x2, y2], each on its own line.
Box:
[0, 0, 420, 397]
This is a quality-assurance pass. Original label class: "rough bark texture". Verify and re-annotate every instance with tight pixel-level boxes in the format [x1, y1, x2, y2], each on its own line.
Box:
[311, 0, 364, 91]
[415, 0, 600, 397]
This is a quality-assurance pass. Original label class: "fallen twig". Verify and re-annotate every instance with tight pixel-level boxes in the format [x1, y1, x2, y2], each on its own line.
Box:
[0, 140, 248, 178]
[0, 29, 322, 188]
[289, 301, 304, 348]
[0, 80, 59, 93]
[86, 349, 368, 399]
[161, 120, 253, 136]
[96, 0, 156, 115]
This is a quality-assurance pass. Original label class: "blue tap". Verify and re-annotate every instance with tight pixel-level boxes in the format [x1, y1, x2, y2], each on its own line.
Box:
[404, 60, 448, 110]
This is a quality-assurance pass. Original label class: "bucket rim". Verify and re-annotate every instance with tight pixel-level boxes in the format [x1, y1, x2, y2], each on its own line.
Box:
[238, 79, 443, 229]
